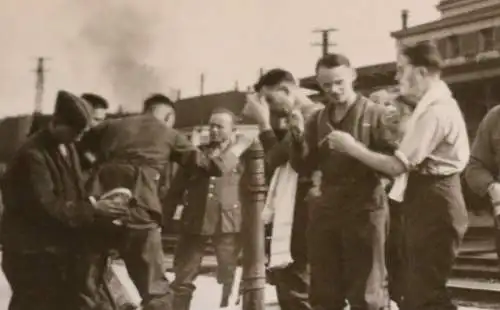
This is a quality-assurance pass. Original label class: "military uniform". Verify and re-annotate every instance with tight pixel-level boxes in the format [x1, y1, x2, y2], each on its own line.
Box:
[290, 95, 393, 310]
[166, 142, 249, 310]
[78, 114, 240, 310]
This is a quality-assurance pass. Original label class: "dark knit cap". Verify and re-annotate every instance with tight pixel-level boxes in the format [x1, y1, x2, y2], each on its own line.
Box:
[53, 90, 93, 131]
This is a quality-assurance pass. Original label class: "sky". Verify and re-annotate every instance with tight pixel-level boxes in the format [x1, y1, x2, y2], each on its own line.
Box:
[0, 0, 441, 116]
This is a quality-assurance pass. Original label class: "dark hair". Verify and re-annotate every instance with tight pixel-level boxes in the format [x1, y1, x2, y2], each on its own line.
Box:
[401, 41, 443, 73]
[254, 69, 295, 92]
[315, 53, 351, 72]
[143, 93, 175, 112]
[81, 93, 109, 109]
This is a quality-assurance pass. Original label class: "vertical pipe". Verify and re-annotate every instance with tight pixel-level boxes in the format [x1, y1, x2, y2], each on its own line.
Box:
[242, 140, 267, 310]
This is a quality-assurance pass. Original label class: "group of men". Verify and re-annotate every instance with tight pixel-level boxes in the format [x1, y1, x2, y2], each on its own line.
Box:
[0, 89, 253, 310]
[244, 40, 475, 310]
[1, 38, 499, 310]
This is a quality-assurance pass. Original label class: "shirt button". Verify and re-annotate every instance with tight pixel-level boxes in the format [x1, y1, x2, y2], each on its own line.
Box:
[208, 193, 214, 199]
[210, 177, 216, 180]
[209, 184, 215, 189]
[233, 204, 239, 208]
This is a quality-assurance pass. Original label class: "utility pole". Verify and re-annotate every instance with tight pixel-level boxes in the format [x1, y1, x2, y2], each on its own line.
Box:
[259, 68, 264, 78]
[234, 80, 239, 91]
[177, 89, 182, 100]
[34, 57, 48, 113]
[312, 28, 337, 56]
[200, 73, 205, 96]
[28, 57, 49, 136]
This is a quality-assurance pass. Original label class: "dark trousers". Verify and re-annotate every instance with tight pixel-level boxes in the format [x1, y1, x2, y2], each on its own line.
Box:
[81, 226, 171, 310]
[172, 233, 240, 299]
[308, 205, 388, 310]
[271, 262, 311, 310]
[402, 173, 468, 310]
[386, 200, 404, 307]
[2, 251, 83, 310]
[269, 184, 311, 310]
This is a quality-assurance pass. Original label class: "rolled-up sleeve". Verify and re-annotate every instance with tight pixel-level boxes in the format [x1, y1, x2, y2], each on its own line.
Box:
[465, 107, 500, 196]
[395, 108, 445, 170]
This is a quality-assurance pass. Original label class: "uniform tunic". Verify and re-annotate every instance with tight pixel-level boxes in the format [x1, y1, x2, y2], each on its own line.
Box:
[290, 95, 393, 310]
[165, 142, 248, 306]
[78, 114, 239, 310]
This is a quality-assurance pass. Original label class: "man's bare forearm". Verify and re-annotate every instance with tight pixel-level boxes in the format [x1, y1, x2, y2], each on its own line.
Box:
[346, 141, 406, 177]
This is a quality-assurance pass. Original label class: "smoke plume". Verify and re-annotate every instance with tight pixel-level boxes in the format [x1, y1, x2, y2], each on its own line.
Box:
[76, 0, 164, 111]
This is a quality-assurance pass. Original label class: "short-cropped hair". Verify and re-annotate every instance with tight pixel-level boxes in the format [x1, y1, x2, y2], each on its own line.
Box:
[401, 41, 443, 73]
[315, 53, 351, 72]
[143, 93, 174, 112]
[254, 69, 295, 92]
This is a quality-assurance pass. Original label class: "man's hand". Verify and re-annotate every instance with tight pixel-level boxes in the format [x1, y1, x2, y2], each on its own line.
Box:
[242, 92, 271, 131]
[288, 110, 305, 139]
[229, 134, 256, 158]
[91, 198, 129, 219]
[322, 130, 358, 153]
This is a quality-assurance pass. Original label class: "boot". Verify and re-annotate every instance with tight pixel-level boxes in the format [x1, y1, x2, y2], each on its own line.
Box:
[173, 292, 192, 310]
[219, 283, 232, 308]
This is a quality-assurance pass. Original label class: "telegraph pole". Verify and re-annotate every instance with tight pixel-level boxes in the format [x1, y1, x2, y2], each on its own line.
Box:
[312, 28, 337, 56]
[34, 57, 48, 113]
[28, 57, 49, 136]
[200, 73, 205, 96]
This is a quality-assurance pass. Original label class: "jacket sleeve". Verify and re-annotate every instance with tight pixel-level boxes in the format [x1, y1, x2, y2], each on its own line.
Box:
[259, 130, 290, 176]
[23, 150, 95, 228]
[289, 112, 320, 176]
[370, 103, 399, 155]
[78, 122, 108, 166]
[170, 130, 243, 175]
[162, 167, 189, 223]
[465, 107, 500, 196]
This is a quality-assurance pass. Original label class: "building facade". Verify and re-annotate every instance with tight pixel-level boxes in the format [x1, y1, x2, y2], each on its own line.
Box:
[301, 0, 500, 142]
[392, 0, 500, 140]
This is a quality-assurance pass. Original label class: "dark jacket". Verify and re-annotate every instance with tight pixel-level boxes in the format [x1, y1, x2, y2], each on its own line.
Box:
[259, 130, 313, 265]
[290, 95, 394, 212]
[1, 129, 95, 253]
[81, 114, 238, 227]
[165, 142, 250, 235]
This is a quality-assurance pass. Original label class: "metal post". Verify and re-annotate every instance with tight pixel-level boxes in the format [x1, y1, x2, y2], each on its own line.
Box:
[241, 140, 267, 310]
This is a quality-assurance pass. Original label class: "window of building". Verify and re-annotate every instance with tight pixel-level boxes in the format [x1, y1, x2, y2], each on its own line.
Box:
[480, 28, 495, 52]
[448, 35, 460, 58]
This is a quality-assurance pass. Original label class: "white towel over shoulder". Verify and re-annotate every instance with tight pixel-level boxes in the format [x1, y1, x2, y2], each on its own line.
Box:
[388, 80, 452, 202]
[263, 162, 298, 268]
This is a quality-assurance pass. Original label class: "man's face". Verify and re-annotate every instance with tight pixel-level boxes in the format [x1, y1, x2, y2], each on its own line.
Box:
[91, 107, 107, 126]
[151, 104, 176, 128]
[51, 122, 85, 143]
[260, 82, 295, 114]
[208, 112, 234, 144]
[316, 65, 356, 104]
[396, 54, 427, 101]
